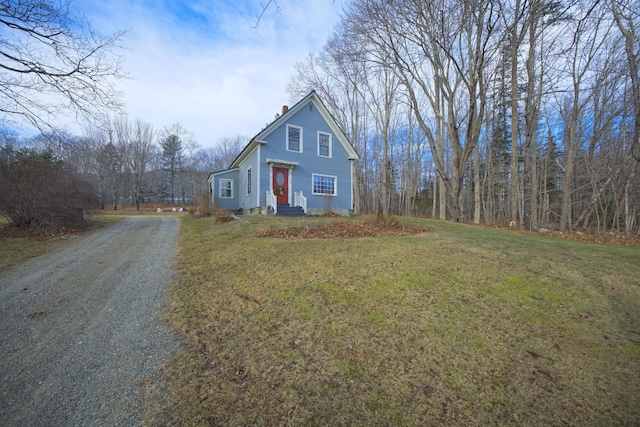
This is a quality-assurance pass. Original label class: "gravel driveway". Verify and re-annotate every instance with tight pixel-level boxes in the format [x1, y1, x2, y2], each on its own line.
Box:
[0, 216, 181, 426]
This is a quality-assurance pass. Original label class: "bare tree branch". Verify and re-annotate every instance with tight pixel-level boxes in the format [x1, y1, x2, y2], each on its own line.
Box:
[254, 0, 281, 28]
[0, 0, 127, 132]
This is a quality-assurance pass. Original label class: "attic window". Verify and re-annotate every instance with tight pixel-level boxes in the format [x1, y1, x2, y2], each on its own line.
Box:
[287, 125, 302, 153]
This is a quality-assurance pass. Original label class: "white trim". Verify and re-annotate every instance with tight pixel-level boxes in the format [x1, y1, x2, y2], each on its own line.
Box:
[265, 158, 299, 167]
[256, 145, 261, 207]
[246, 167, 252, 195]
[312, 173, 337, 196]
[219, 179, 234, 199]
[351, 160, 355, 210]
[210, 167, 239, 177]
[288, 168, 294, 205]
[317, 131, 332, 158]
[230, 140, 265, 169]
[286, 124, 303, 153]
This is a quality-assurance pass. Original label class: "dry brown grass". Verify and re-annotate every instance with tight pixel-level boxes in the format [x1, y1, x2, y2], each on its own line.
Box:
[92, 203, 186, 215]
[212, 209, 234, 224]
[0, 214, 121, 271]
[256, 216, 428, 238]
[147, 216, 640, 426]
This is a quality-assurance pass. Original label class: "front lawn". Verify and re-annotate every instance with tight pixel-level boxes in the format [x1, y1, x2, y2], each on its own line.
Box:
[149, 216, 640, 426]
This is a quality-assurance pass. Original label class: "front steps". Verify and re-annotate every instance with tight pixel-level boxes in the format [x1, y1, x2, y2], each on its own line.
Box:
[276, 204, 305, 217]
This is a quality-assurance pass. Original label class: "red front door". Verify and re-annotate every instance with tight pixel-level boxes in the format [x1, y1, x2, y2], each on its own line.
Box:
[273, 167, 289, 204]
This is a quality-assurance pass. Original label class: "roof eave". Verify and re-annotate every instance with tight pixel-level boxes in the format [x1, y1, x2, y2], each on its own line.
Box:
[229, 139, 266, 169]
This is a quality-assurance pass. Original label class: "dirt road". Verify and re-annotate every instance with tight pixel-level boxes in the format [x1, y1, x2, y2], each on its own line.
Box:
[0, 216, 181, 426]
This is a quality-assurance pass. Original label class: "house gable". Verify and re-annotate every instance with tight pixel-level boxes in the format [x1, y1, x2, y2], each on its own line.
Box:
[230, 91, 358, 169]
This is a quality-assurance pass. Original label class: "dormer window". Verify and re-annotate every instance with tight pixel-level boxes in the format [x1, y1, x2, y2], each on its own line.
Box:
[287, 124, 302, 152]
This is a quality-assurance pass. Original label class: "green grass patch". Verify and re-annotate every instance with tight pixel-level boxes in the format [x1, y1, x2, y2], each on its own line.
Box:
[150, 216, 640, 426]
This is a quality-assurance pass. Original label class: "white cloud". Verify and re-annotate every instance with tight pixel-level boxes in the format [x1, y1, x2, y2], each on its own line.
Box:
[71, 0, 343, 148]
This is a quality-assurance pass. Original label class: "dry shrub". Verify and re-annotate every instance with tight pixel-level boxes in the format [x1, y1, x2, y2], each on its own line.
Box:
[0, 149, 97, 229]
[213, 209, 233, 223]
[191, 192, 212, 218]
[373, 207, 399, 228]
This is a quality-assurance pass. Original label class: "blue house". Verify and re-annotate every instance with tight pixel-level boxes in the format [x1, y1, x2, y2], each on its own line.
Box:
[208, 91, 359, 216]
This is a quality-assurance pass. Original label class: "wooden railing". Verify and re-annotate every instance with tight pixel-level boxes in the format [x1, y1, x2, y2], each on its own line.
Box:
[266, 190, 277, 214]
[294, 191, 307, 214]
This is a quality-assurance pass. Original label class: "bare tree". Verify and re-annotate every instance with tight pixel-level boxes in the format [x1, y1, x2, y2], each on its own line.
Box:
[195, 135, 246, 172]
[83, 124, 111, 209]
[556, 1, 614, 232]
[611, 0, 640, 161]
[126, 119, 155, 210]
[503, 0, 529, 226]
[288, 43, 370, 214]
[0, 0, 126, 131]
[501, 0, 566, 229]
[280, 0, 638, 231]
[349, 0, 499, 221]
[362, 65, 402, 215]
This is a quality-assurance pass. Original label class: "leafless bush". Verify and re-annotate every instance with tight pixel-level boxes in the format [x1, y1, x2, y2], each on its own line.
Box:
[0, 149, 98, 228]
[213, 209, 234, 224]
[373, 206, 399, 227]
[191, 191, 212, 217]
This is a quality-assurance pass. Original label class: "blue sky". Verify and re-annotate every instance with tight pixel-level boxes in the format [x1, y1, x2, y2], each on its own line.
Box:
[74, 0, 343, 148]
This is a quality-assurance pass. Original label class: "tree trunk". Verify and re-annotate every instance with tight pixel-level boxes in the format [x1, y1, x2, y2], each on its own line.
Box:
[474, 143, 481, 224]
[560, 118, 576, 232]
[509, 0, 524, 227]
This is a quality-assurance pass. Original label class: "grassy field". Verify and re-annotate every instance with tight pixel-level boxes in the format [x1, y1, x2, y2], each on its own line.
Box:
[148, 215, 640, 426]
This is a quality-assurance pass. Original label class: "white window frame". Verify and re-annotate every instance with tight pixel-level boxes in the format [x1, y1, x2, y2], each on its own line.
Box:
[219, 179, 234, 199]
[312, 173, 337, 196]
[317, 131, 332, 158]
[286, 124, 303, 153]
[246, 167, 252, 195]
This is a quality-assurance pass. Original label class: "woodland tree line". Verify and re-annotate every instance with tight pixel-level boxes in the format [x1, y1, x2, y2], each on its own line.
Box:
[287, 0, 640, 233]
[0, 124, 245, 225]
[1, 0, 639, 233]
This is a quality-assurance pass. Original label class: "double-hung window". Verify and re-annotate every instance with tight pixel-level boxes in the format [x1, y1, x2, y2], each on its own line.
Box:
[312, 174, 336, 196]
[287, 125, 302, 152]
[220, 179, 233, 199]
[318, 132, 331, 157]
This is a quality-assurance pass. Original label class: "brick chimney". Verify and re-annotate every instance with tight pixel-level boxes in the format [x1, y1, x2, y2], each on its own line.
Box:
[282, 105, 289, 115]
